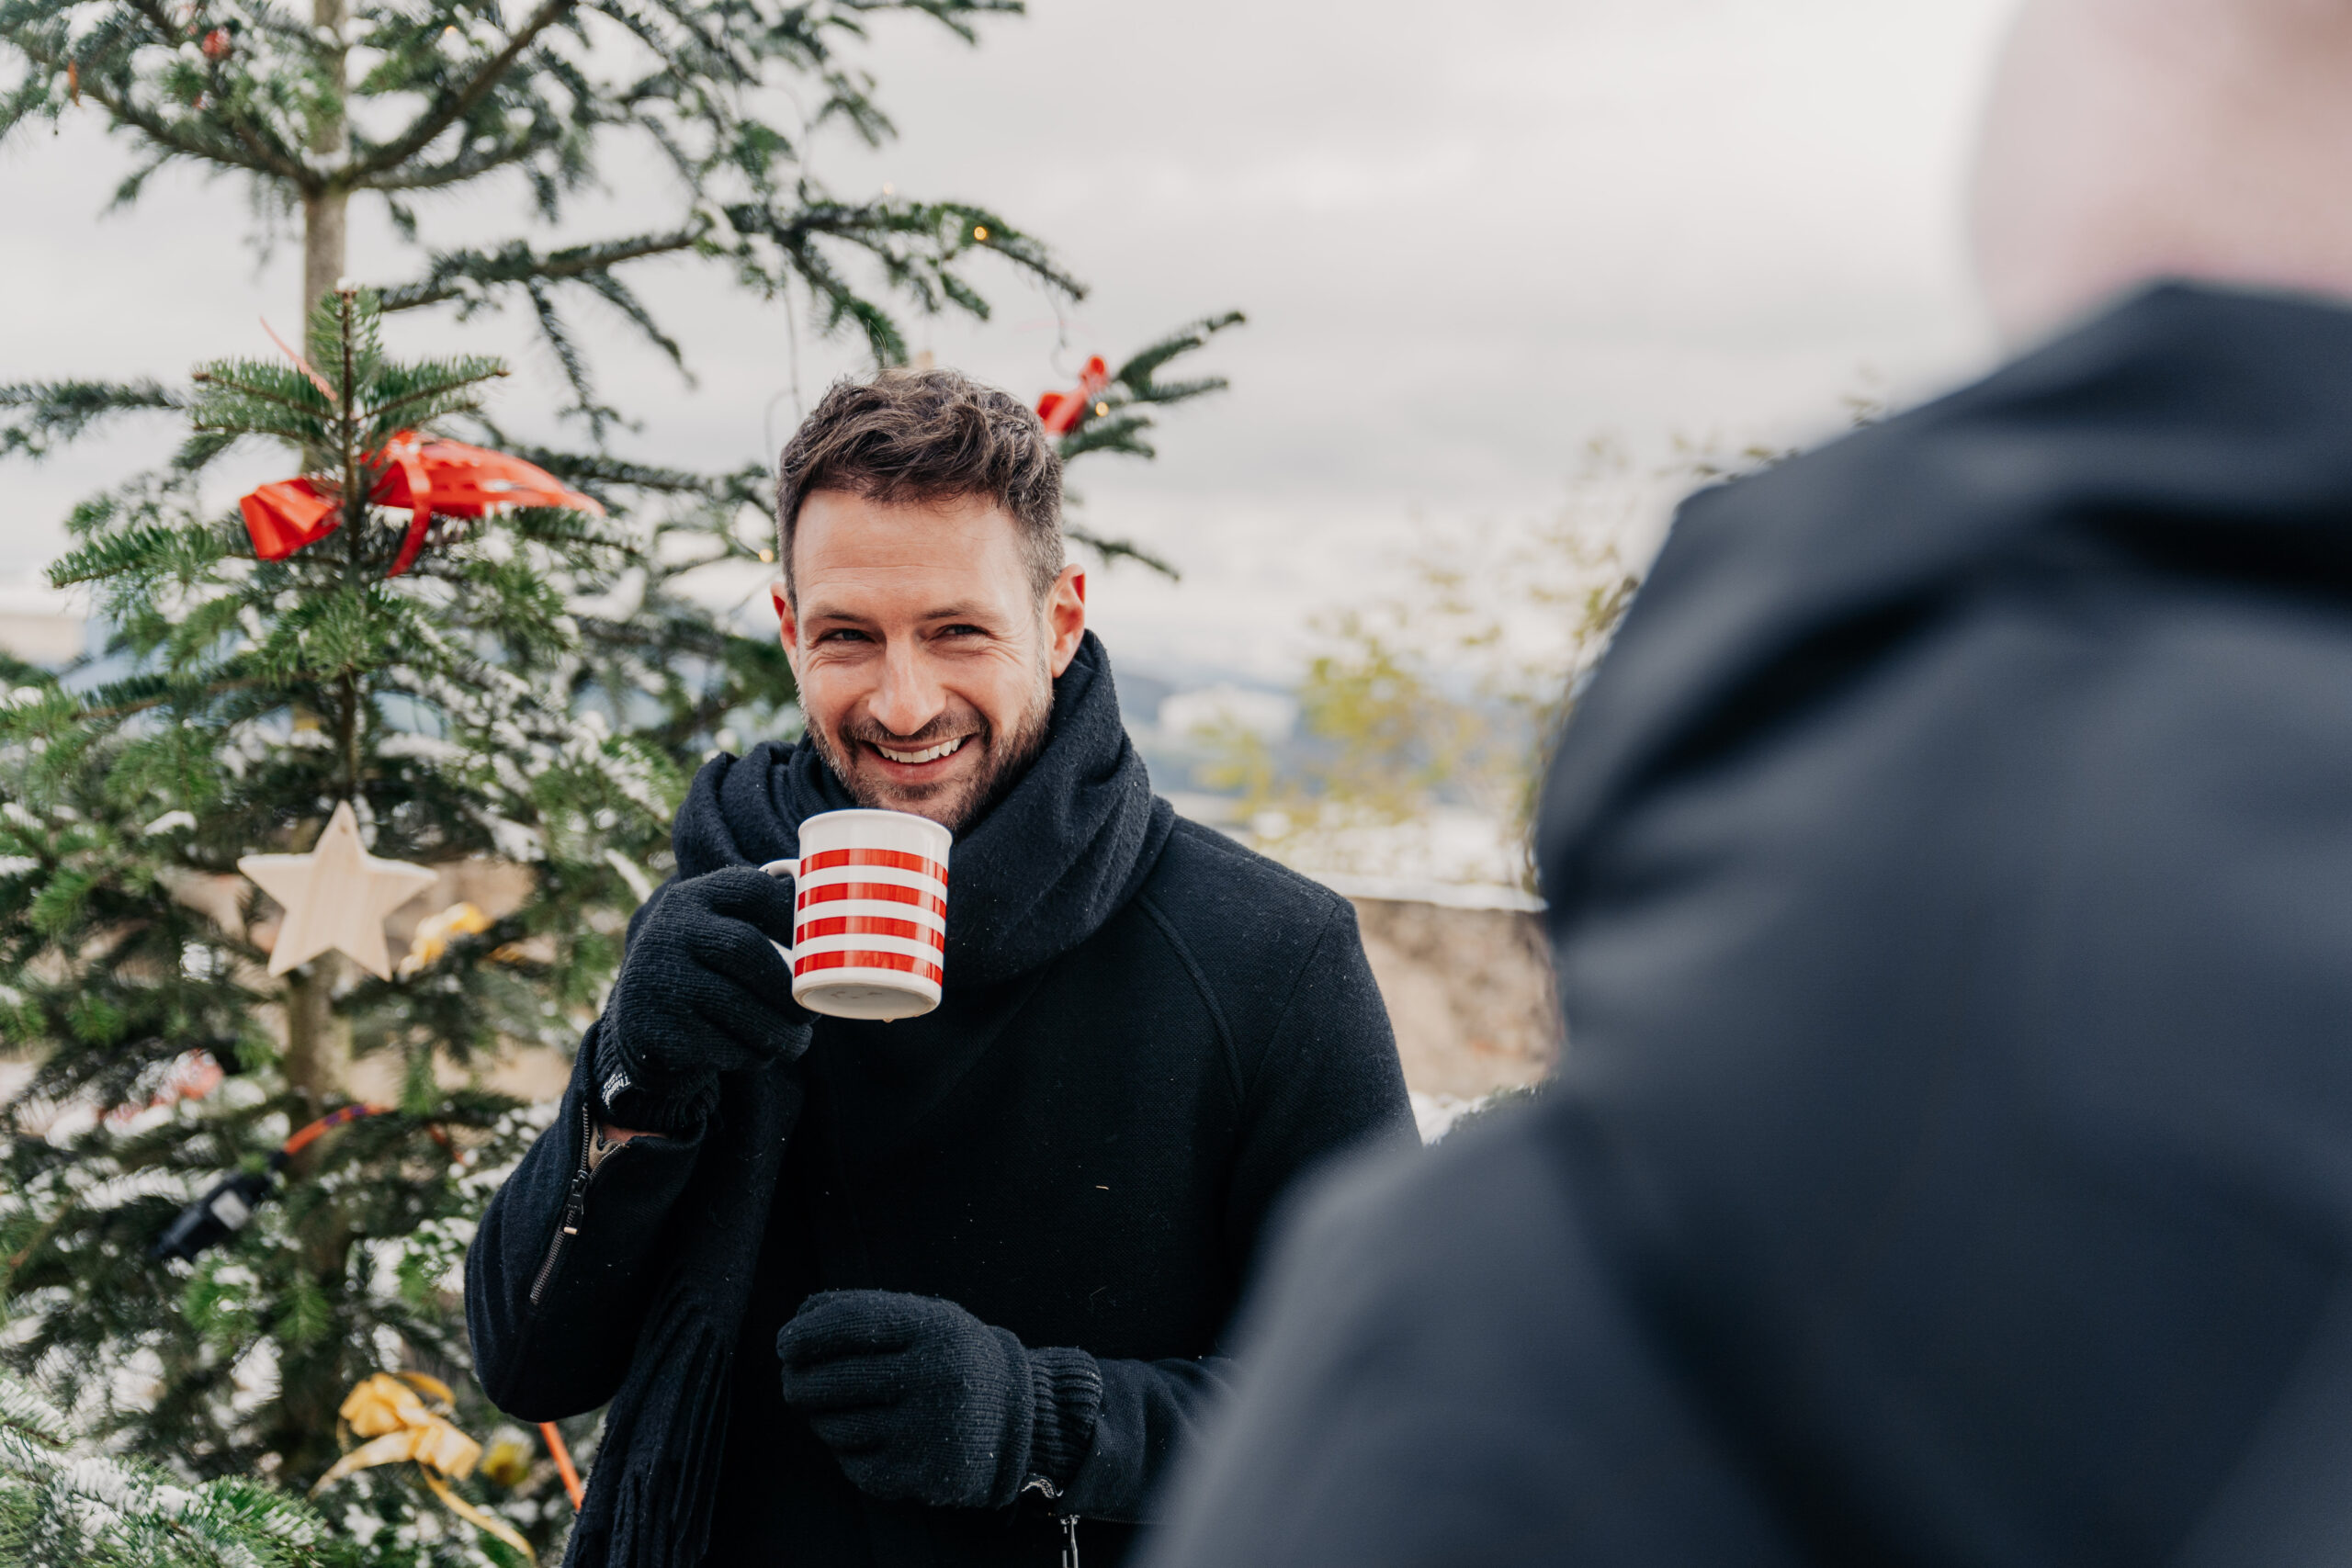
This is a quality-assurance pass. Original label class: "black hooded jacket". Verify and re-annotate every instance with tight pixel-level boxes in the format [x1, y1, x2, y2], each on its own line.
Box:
[1135, 283, 2352, 1568]
[466, 634, 1414, 1568]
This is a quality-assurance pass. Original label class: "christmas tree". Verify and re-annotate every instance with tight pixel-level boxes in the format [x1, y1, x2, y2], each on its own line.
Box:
[0, 0, 1242, 1559]
[0, 286, 694, 1562]
[1, 1364, 334, 1566]
[0, 295, 1242, 1566]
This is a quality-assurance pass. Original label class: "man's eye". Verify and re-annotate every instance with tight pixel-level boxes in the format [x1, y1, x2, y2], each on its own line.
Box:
[937, 624, 986, 638]
[817, 628, 871, 644]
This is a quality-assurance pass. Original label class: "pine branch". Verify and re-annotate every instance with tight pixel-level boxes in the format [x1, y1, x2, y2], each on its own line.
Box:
[73, 42, 308, 184]
[811, 63, 896, 147]
[728, 192, 1086, 313]
[106, 145, 179, 210]
[44, 525, 187, 589]
[187, 363, 336, 444]
[34, 71, 258, 173]
[1050, 312, 1246, 572]
[1054, 310, 1245, 463]
[1056, 410, 1157, 462]
[1112, 310, 1247, 400]
[365, 124, 566, 192]
[525, 279, 624, 436]
[344, 0, 582, 182]
[353, 357, 509, 436]
[574, 268, 690, 376]
[1066, 525, 1177, 579]
[0, 1367, 334, 1566]
[839, 0, 1025, 47]
[0, 380, 182, 460]
[460, 426, 747, 497]
[375, 229, 700, 311]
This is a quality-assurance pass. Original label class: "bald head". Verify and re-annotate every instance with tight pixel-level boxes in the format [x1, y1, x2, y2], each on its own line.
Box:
[1971, 0, 2352, 345]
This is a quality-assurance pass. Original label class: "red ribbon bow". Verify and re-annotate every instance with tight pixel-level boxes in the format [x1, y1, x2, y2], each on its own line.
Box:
[1035, 355, 1109, 437]
[239, 434, 604, 577]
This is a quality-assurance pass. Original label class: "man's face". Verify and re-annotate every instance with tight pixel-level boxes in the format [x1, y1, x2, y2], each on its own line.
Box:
[775, 491, 1086, 834]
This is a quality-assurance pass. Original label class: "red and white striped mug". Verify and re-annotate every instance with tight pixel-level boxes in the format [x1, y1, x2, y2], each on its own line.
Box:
[760, 808, 951, 1021]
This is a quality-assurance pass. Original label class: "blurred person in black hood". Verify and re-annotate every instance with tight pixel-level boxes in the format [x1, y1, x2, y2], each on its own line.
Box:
[1136, 2, 2352, 1563]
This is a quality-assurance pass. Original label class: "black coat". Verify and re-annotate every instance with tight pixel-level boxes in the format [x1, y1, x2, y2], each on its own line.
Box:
[467, 635, 1414, 1568]
[1136, 283, 2352, 1567]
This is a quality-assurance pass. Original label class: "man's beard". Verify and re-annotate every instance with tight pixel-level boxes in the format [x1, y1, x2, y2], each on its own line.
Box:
[807, 654, 1055, 836]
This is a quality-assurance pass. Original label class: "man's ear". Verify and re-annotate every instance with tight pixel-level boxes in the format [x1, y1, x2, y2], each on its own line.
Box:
[772, 580, 801, 681]
[1046, 565, 1086, 678]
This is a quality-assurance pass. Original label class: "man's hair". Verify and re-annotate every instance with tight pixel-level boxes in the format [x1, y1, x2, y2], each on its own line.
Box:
[775, 367, 1066, 605]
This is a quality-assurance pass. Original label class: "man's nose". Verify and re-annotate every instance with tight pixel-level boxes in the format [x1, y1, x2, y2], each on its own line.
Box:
[866, 641, 948, 738]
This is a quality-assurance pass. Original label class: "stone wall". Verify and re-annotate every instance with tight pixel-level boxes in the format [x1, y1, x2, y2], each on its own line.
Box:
[1348, 897, 1559, 1100]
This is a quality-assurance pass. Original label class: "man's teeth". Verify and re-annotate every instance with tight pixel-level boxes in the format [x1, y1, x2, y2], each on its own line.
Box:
[875, 736, 967, 765]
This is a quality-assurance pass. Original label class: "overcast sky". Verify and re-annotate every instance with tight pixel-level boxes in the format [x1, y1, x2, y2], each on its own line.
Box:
[0, 0, 2021, 678]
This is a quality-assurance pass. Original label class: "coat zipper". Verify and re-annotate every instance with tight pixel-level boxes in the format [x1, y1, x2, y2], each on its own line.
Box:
[1020, 1477, 1081, 1568]
[528, 1102, 601, 1307]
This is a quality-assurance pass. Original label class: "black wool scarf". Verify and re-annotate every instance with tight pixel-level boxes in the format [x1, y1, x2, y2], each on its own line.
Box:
[672, 629, 1172, 985]
[566, 630, 1172, 1568]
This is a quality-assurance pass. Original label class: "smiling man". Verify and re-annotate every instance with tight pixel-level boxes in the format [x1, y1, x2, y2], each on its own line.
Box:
[784, 485, 1070, 830]
[466, 369, 1415, 1568]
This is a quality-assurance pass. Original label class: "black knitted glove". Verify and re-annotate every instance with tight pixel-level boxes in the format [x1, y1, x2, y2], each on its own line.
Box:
[595, 866, 809, 1134]
[777, 1290, 1103, 1511]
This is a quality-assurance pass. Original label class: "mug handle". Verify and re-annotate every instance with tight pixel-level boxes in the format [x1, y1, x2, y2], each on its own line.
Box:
[759, 857, 798, 966]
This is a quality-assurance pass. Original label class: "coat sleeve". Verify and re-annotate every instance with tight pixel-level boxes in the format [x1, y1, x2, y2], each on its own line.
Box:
[1220, 893, 1419, 1263]
[1059, 894, 1419, 1522]
[465, 1025, 709, 1421]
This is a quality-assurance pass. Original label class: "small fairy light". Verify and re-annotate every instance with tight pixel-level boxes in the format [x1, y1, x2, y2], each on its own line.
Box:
[442, 23, 460, 39]
[972, 224, 989, 242]
[881, 182, 895, 197]
[1093, 401, 1109, 417]
[757, 547, 775, 563]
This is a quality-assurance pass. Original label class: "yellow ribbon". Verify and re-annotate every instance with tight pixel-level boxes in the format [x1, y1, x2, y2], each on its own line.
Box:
[312, 1371, 535, 1563]
[397, 901, 492, 978]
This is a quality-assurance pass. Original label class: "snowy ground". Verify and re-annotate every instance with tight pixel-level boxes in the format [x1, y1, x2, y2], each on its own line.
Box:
[1410, 1091, 1477, 1144]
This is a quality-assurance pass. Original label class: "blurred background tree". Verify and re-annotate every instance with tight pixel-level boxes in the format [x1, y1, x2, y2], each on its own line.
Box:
[1192, 439, 1655, 892]
[1192, 412, 1893, 894]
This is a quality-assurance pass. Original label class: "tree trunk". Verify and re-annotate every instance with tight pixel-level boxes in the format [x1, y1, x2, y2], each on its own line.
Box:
[302, 189, 347, 330]
[274, 961, 357, 1483]
[280, 959, 350, 1116]
[288, 0, 355, 1110]
[301, 0, 348, 329]
[279, 0, 369, 1487]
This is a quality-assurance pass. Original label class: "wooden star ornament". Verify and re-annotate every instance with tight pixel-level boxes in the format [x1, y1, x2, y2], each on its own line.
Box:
[239, 802, 437, 980]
